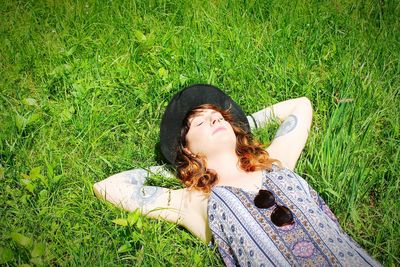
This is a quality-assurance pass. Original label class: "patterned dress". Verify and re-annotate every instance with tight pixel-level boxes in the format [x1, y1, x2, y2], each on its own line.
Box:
[207, 166, 380, 267]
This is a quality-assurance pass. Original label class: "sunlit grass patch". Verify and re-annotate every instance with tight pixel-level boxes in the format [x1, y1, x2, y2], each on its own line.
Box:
[1, 0, 399, 265]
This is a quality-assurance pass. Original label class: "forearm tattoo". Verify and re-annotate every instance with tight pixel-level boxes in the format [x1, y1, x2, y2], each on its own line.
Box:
[274, 115, 298, 138]
[132, 186, 163, 208]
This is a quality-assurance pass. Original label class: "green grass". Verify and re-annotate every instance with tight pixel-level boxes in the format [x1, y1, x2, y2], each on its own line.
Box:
[1, 0, 399, 265]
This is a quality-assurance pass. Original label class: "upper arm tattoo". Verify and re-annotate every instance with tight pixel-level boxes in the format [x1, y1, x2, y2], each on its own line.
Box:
[274, 115, 298, 138]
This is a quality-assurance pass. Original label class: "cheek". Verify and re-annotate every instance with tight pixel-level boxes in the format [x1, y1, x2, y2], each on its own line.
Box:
[186, 128, 213, 153]
[224, 125, 238, 145]
[185, 128, 196, 144]
[224, 123, 236, 136]
[186, 129, 203, 151]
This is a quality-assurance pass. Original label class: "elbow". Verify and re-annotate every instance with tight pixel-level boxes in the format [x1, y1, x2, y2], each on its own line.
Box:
[300, 96, 313, 110]
[293, 97, 313, 127]
[93, 181, 105, 199]
[299, 97, 313, 116]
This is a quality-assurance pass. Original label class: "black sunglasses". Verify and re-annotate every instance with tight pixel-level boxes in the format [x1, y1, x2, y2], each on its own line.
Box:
[254, 189, 294, 227]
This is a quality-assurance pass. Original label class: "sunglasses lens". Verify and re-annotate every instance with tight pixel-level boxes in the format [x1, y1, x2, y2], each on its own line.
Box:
[271, 206, 294, 227]
[254, 190, 275, 208]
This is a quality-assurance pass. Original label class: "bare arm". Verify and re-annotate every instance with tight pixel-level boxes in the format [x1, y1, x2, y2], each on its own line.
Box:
[93, 167, 178, 218]
[247, 97, 313, 170]
[93, 167, 211, 243]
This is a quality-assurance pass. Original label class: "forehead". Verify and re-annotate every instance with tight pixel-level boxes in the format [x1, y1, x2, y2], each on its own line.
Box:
[189, 109, 220, 119]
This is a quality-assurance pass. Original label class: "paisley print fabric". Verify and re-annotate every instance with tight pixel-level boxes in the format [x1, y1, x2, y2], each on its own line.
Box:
[207, 166, 380, 267]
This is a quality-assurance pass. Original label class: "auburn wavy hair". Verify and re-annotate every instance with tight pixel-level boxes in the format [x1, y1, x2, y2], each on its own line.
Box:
[175, 104, 279, 193]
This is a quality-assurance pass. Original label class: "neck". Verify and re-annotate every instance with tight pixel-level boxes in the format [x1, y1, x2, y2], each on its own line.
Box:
[206, 152, 248, 185]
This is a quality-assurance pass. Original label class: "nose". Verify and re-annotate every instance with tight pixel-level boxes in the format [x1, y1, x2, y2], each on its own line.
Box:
[210, 115, 220, 125]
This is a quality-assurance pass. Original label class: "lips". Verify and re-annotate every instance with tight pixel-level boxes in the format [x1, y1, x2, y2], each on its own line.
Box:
[212, 127, 226, 135]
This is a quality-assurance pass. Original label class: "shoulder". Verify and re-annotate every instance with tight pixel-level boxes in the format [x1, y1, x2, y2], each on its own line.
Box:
[182, 188, 209, 209]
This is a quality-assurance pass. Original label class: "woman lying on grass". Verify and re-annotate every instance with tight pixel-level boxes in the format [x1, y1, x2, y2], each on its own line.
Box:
[94, 84, 380, 266]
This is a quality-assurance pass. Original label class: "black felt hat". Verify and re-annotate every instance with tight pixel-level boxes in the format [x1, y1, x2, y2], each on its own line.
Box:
[160, 84, 250, 165]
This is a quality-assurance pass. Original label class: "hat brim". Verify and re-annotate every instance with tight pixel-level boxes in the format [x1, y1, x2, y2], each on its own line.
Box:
[160, 84, 250, 165]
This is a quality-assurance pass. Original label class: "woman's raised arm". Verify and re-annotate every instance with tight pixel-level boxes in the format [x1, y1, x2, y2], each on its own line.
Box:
[248, 97, 313, 170]
[93, 167, 211, 242]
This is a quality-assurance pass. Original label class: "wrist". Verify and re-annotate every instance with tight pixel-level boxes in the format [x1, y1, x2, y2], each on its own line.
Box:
[249, 107, 275, 128]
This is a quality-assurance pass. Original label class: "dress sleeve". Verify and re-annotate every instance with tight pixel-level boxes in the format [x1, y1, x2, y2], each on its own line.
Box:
[207, 194, 239, 267]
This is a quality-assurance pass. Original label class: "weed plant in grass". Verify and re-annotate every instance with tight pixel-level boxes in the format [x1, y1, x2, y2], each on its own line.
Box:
[1, 0, 399, 266]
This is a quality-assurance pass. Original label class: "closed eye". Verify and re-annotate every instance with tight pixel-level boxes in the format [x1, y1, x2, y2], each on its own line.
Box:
[196, 121, 204, 126]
